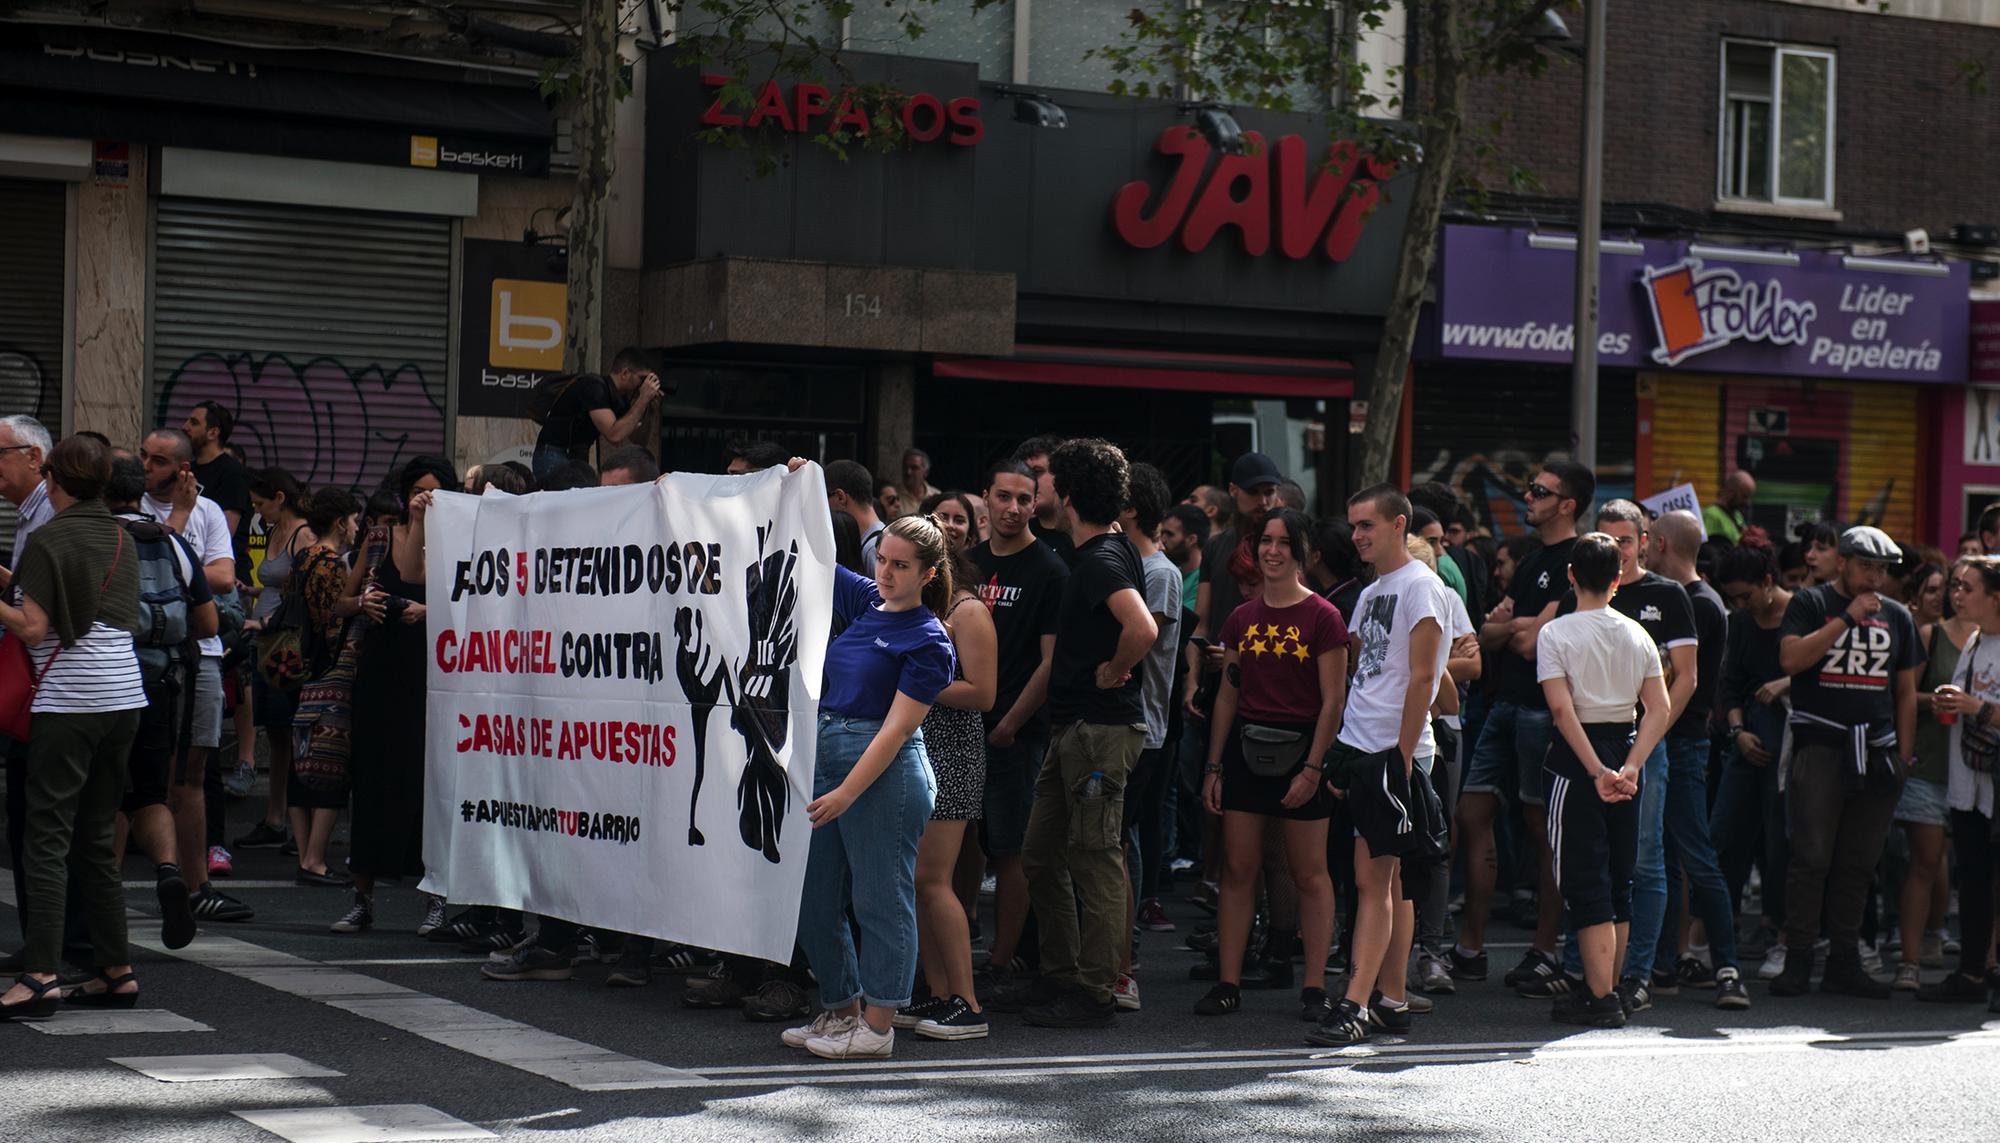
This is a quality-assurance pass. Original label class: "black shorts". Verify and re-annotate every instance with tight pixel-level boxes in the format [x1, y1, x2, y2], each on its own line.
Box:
[1338, 742, 1418, 858]
[1544, 723, 1641, 929]
[1220, 718, 1330, 821]
[122, 698, 176, 814]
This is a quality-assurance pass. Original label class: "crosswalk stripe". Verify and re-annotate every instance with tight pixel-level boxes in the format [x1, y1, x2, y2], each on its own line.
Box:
[233, 1103, 494, 1142]
[111, 1053, 344, 1082]
[26, 1009, 213, 1035]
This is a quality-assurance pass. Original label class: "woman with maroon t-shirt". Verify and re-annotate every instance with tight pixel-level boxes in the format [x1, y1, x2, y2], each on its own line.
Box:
[1197, 508, 1350, 1018]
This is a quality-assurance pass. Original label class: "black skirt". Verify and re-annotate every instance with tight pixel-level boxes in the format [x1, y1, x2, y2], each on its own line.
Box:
[1220, 716, 1331, 821]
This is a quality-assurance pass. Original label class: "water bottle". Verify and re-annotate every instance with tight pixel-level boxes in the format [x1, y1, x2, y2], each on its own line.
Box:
[1078, 770, 1105, 798]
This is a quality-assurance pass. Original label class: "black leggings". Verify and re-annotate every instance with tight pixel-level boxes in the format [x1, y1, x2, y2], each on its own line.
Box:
[1546, 725, 1640, 929]
[1951, 808, 1999, 980]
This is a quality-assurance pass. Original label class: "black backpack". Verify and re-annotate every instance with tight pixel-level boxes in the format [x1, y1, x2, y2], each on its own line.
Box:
[121, 516, 200, 686]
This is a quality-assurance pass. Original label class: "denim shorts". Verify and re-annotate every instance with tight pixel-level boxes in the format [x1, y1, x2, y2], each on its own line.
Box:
[1462, 700, 1553, 807]
[1893, 776, 1949, 827]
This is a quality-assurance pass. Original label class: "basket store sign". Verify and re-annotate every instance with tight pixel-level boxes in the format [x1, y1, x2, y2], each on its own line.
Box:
[1433, 225, 1970, 383]
[457, 239, 567, 418]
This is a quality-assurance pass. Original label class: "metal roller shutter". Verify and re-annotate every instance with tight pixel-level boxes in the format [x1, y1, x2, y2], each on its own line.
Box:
[150, 198, 451, 494]
[1647, 373, 1722, 494]
[0, 177, 67, 555]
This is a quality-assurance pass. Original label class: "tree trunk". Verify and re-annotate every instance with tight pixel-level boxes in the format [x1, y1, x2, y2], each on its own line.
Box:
[563, 0, 619, 380]
[1359, 0, 1467, 485]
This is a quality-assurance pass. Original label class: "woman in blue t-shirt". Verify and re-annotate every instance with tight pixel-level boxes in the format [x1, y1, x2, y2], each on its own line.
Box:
[785, 495, 957, 1061]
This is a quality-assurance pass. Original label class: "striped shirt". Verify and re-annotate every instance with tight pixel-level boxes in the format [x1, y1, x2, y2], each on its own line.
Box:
[28, 620, 146, 713]
[10, 480, 51, 571]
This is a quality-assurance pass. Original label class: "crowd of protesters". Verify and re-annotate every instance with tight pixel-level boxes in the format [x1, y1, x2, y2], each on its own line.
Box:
[2, 391, 1996, 1061]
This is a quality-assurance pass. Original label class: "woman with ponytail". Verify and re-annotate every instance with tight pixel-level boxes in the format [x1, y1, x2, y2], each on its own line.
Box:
[784, 461, 957, 1060]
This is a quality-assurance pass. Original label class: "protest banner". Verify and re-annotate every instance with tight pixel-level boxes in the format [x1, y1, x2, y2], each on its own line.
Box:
[1640, 482, 1707, 540]
[423, 465, 834, 962]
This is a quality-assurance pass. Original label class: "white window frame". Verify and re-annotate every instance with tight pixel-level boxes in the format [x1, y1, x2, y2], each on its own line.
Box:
[1716, 39, 1837, 211]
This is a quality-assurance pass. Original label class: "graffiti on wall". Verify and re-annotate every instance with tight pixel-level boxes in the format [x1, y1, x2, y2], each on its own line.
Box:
[0, 349, 48, 425]
[156, 352, 445, 492]
[1413, 446, 1636, 538]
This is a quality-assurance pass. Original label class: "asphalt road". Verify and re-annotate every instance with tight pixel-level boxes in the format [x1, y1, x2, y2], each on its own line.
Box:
[4, 793, 1998, 1142]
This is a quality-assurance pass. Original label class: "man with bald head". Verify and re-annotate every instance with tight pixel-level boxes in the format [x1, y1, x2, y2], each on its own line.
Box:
[1644, 509, 1745, 1007]
[1703, 471, 1756, 544]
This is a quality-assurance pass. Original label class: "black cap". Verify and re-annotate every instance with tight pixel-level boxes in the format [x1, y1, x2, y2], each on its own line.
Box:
[1230, 452, 1283, 489]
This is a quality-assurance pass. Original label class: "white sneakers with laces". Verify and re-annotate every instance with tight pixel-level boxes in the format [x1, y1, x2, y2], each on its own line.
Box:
[808, 1019, 894, 1059]
[782, 1010, 856, 1049]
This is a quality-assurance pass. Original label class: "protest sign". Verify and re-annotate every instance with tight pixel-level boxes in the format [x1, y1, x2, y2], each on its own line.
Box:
[1640, 482, 1707, 540]
[423, 465, 834, 962]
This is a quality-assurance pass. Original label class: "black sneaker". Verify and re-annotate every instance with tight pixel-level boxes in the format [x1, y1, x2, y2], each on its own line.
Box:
[233, 820, 289, 849]
[328, 892, 373, 933]
[1616, 976, 1652, 1013]
[1516, 969, 1579, 1000]
[651, 942, 720, 975]
[742, 978, 813, 1022]
[481, 944, 575, 982]
[1648, 968, 1681, 998]
[893, 995, 949, 1029]
[1368, 990, 1413, 1033]
[1300, 986, 1335, 1024]
[459, 926, 528, 954]
[295, 868, 353, 888]
[1768, 947, 1814, 997]
[987, 975, 1061, 1014]
[1445, 946, 1488, 982]
[1304, 997, 1372, 1045]
[682, 965, 751, 1009]
[1193, 982, 1242, 1016]
[1713, 966, 1751, 1010]
[1249, 957, 1294, 991]
[188, 885, 254, 922]
[915, 995, 990, 1041]
[1553, 989, 1626, 1028]
[1022, 988, 1116, 1029]
[606, 939, 654, 988]
[1185, 927, 1221, 954]
[1915, 971, 1987, 1003]
[1821, 955, 1891, 1000]
[1504, 948, 1563, 989]
[425, 908, 494, 944]
[156, 870, 196, 950]
[1676, 956, 1717, 989]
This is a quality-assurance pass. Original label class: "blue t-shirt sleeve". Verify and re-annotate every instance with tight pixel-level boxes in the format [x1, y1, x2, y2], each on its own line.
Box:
[833, 565, 881, 625]
[896, 622, 956, 705]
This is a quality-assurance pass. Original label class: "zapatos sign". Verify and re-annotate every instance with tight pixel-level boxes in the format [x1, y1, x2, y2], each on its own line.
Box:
[700, 75, 984, 145]
[1112, 128, 1393, 261]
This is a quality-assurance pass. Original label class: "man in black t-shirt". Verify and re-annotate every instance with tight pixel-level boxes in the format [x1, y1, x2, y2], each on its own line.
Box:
[182, 400, 252, 571]
[531, 347, 661, 481]
[1001, 439, 1155, 1030]
[1772, 525, 1923, 999]
[967, 459, 1068, 981]
[1643, 510, 1748, 1007]
[1452, 459, 1591, 990]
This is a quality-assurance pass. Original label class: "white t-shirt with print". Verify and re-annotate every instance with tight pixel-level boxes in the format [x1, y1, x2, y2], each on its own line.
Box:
[1536, 607, 1663, 723]
[142, 493, 231, 658]
[1341, 559, 1459, 756]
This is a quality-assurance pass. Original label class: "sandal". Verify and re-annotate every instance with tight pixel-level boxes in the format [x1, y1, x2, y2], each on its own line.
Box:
[65, 970, 139, 1009]
[0, 974, 64, 1021]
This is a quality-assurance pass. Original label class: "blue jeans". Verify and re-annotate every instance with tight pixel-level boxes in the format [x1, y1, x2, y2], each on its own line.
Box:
[796, 713, 936, 1011]
[531, 445, 573, 482]
[1712, 704, 1788, 925]
[1654, 735, 1738, 973]
[1563, 739, 1666, 980]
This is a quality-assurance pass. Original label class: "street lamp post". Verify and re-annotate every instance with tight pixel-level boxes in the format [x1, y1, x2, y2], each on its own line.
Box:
[1570, 0, 1606, 471]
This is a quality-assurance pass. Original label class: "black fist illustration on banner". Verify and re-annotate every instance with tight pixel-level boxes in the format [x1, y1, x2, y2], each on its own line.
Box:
[674, 607, 725, 847]
[721, 525, 802, 865]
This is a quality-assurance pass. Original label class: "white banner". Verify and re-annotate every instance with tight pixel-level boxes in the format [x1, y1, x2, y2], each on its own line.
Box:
[422, 466, 834, 962]
[1640, 482, 1707, 541]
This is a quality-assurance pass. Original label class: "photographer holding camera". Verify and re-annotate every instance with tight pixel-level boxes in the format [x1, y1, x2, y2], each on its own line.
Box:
[530, 347, 664, 481]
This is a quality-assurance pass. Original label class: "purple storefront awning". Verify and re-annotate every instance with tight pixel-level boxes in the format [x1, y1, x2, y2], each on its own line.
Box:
[1428, 225, 1970, 384]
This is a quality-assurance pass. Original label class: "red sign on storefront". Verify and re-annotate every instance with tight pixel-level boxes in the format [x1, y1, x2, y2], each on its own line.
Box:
[1111, 127, 1392, 261]
[700, 74, 984, 146]
[1972, 300, 2000, 383]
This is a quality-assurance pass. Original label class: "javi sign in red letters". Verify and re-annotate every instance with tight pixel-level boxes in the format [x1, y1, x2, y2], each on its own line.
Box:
[1112, 127, 1392, 261]
[700, 74, 984, 146]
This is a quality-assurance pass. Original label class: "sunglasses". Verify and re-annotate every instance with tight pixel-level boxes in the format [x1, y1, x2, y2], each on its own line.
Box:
[1523, 482, 1563, 501]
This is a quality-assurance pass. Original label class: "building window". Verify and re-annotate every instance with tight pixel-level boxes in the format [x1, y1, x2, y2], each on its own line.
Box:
[1719, 41, 1835, 208]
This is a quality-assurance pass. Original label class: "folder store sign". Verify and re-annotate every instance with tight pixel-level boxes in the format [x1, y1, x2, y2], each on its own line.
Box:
[1432, 226, 1969, 384]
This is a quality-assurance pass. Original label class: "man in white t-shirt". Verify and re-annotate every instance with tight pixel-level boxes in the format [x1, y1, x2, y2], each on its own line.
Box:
[1310, 485, 1452, 1046]
[139, 428, 253, 923]
[1534, 533, 1674, 1028]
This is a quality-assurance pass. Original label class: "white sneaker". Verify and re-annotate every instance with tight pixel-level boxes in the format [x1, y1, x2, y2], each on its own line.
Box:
[1893, 963, 1922, 991]
[807, 1020, 893, 1059]
[1114, 973, 1142, 1011]
[1757, 944, 1787, 981]
[782, 1011, 856, 1049]
[1858, 941, 1884, 975]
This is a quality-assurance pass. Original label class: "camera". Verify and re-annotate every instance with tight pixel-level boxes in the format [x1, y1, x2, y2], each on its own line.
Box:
[382, 596, 409, 624]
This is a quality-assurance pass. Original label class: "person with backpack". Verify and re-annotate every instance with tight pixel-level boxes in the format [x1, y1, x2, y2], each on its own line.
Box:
[108, 455, 215, 952]
[529, 347, 663, 480]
